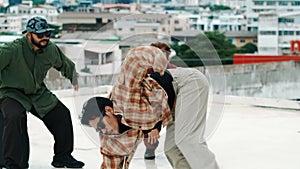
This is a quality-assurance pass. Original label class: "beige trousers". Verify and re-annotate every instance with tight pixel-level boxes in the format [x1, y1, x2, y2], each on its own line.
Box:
[164, 68, 219, 169]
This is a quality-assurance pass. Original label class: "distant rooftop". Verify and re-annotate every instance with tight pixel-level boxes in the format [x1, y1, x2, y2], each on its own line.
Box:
[225, 31, 257, 38]
[170, 30, 203, 37]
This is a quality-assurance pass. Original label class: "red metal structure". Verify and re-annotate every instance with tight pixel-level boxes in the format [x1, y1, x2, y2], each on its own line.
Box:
[290, 40, 300, 53]
[233, 40, 300, 64]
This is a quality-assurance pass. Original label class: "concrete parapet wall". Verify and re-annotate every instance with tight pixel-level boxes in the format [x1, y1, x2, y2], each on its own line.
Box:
[45, 61, 300, 100]
[201, 61, 300, 100]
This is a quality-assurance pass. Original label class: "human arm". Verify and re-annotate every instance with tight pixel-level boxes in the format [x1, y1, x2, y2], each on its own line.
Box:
[142, 121, 162, 144]
[0, 45, 12, 71]
[52, 45, 79, 90]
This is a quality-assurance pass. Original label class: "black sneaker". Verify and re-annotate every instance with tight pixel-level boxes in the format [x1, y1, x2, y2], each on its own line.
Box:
[144, 149, 155, 160]
[51, 155, 84, 168]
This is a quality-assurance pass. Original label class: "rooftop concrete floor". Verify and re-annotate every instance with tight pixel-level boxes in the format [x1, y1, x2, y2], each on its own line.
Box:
[24, 88, 300, 169]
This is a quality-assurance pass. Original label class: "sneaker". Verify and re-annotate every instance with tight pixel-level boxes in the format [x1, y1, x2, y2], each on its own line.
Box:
[144, 149, 155, 160]
[51, 155, 84, 168]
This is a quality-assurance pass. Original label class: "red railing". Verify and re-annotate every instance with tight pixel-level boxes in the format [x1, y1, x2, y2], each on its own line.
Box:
[234, 54, 300, 64]
[233, 40, 300, 64]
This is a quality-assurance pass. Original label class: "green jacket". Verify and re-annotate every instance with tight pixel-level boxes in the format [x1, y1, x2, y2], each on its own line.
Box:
[0, 36, 78, 117]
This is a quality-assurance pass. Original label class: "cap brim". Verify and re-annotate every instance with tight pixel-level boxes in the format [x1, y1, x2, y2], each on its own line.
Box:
[35, 28, 55, 33]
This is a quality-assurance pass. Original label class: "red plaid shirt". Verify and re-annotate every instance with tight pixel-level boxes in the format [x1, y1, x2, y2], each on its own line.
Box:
[110, 46, 173, 130]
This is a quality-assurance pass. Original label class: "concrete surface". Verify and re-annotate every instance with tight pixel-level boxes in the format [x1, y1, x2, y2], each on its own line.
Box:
[23, 89, 300, 169]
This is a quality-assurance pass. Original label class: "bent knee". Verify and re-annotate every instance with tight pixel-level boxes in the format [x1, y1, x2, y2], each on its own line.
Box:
[1, 98, 26, 120]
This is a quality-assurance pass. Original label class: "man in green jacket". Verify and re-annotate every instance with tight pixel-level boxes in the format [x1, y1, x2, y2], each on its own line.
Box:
[0, 16, 84, 169]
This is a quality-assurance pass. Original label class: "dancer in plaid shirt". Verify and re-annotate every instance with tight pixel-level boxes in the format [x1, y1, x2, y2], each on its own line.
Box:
[110, 44, 173, 130]
[80, 43, 174, 169]
[81, 97, 143, 169]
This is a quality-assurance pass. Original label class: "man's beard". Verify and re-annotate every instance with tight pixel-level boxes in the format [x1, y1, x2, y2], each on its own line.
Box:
[31, 34, 49, 49]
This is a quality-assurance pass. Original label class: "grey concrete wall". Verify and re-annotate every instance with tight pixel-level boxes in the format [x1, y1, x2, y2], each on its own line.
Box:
[45, 61, 300, 100]
[199, 61, 300, 100]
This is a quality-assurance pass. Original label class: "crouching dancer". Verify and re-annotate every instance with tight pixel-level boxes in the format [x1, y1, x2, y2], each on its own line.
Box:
[80, 97, 157, 169]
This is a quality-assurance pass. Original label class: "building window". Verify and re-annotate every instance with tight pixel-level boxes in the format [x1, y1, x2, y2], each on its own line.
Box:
[296, 31, 300, 35]
[174, 28, 182, 31]
[102, 52, 113, 64]
[283, 31, 294, 35]
[259, 31, 276, 35]
[254, 1, 264, 5]
[291, 1, 300, 6]
[253, 39, 257, 43]
[266, 1, 276, 5]
[279, 1, 288, 5]
[130, 28, 134, 31]
[259, 47, 276, 51]
[240, 39, 246, 43]
[118, 28, 122, 31]
[85, 55, 99, 65]
[279, 18, 294, 23]
[174, 20, 179, 24]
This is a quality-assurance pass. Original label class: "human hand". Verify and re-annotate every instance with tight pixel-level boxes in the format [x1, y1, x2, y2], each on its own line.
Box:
[147, 129, 160, 144]
[74, 84, 79, 91]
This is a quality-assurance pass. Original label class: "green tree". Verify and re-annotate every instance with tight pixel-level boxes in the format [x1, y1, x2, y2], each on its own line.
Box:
[80, 66, 91, 73]
[33, 0, 46, 6]
[204, 31, 237, 64]
[170, 42, 201, 67]
[238, 43, 258, 54]
[171, 31, 237, 67]
[210, 5, 231, 11]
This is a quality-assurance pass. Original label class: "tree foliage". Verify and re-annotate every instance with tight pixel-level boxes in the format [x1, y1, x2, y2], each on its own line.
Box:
[210, 5, 231, 11]
[238, 43, 258, 54]
[171, 31, 237, 67]
[33, 0, 46, 6]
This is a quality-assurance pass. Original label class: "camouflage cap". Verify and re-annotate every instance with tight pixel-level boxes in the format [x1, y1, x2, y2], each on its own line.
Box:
[22, 16, 54, 34]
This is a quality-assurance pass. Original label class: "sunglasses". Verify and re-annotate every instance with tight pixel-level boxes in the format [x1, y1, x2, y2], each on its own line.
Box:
[35, 31, 51, 38]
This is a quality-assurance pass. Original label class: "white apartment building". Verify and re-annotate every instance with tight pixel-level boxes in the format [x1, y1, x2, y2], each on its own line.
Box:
[0, 14, 22, 34]
[257, 11, 300, 55]
[83, 42, 122, 75]
[246, 0, 300, 31]
[114, 14, 189, 38]
[222, 0, 247, 9]
[257, 12, 279, 54]
[30, 5, 59, 23]
[181, 9, 246, 31]
[7, 4, 59, 33]
[114, 20, 162, 38]
[54, 39, 122, 75]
